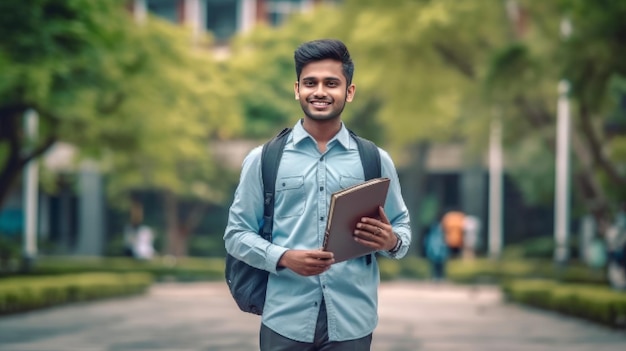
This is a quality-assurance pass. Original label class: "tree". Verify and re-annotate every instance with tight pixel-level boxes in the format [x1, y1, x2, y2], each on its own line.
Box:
[0, 0, 130, 208]
[229, 0, 626, 239]
[488, 0, 626, 224]
[90, 18, 244, 257]
[0, 1, 243, 256]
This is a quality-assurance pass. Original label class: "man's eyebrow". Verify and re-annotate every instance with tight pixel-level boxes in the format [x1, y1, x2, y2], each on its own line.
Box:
[301, 76, 342, 81]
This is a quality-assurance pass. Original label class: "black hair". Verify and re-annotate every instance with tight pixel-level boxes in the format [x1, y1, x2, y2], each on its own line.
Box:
[294, 39, 354, 85]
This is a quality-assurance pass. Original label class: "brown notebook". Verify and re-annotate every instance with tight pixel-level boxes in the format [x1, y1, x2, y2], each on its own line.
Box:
[322, 177, 390, 263]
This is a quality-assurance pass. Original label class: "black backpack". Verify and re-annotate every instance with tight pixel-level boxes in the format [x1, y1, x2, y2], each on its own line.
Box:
[225, 127, 381, 315]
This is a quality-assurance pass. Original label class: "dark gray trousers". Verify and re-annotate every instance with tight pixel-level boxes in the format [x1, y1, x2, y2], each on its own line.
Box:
[259, 302, 372, 351]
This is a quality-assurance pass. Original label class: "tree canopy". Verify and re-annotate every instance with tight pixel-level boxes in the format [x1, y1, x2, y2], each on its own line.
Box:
[0, 0, 242, 211]
[228, 0, 626, 223]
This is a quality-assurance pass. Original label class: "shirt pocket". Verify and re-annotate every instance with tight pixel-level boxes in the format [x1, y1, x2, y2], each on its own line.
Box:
[276, 176, 306, 218]
[339, 175, 364, 189]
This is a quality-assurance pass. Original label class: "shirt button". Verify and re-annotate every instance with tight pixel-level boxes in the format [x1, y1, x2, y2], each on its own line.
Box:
[320, 217, 324, 221]
[319, 186, 324, 191]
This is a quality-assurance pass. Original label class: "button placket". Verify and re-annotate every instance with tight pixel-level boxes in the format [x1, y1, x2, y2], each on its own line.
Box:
[318, 155, 327, 247]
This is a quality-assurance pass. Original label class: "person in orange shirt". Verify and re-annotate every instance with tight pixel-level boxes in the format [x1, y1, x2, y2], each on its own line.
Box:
[442, 210, 465, 258]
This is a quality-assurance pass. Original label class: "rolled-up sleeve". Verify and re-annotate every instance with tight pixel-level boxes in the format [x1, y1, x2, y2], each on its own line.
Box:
[377, 150, 412, 259]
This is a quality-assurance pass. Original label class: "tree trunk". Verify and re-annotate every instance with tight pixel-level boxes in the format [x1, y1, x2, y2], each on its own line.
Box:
[0, 106, 56, 210]
[162, 192, 207, 257]
[0, 108, 24, 209]
[163, 191, 182, 257]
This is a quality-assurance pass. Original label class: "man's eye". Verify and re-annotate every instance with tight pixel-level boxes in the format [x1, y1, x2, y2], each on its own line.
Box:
[304, 81, 315, 87]
[327, 82, 338, 87]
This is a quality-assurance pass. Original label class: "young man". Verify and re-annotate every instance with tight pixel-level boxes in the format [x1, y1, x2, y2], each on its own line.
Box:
[224, 39, 411, 350]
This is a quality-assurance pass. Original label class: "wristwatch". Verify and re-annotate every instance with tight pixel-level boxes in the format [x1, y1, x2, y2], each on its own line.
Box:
[388, 233, 402, 255]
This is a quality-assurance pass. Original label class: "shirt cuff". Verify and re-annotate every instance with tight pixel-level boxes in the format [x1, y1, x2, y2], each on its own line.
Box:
[265, 245, 289, 275]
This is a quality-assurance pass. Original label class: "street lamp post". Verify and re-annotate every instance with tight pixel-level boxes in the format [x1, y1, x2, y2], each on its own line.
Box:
[22, 109, 39, 270]
[554, 18, 572, 264]
[489, 112, 503, 259]
[554, 79, 571, 264]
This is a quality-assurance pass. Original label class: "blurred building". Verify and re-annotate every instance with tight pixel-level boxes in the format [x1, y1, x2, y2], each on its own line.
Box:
[131, 0, 339, 44]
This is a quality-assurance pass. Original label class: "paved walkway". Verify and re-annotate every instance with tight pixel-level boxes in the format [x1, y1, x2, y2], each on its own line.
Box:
[0, 281, 624, 351]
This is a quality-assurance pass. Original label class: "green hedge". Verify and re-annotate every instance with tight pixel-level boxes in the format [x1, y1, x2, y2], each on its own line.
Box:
[502, 279, 626, 328]
[16, 256, 225, 282]
[0, 272, 153, 316]
[377, 257, 608, 285]
[8, 256, 608, 287]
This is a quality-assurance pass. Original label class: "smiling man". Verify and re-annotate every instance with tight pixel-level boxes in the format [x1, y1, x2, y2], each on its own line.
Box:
[224, 39, 412, 351]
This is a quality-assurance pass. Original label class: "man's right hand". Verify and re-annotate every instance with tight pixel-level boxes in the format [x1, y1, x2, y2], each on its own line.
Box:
[278, 250, 335, 276]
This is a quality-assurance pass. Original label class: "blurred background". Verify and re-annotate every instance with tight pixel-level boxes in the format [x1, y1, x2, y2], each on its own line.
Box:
[1, 0, 625, 325]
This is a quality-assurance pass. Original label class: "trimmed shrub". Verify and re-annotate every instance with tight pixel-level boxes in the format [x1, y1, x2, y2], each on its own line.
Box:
[11, 256, 225, 282]
[0, 272, 153, 315]
[503, 279, 626, 328]
[378, 257, 401, 281]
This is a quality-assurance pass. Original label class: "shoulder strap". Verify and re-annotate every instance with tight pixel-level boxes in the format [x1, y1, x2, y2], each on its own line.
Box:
[348, 130, 381, 265]
[349, 130, 381, 180]
[259, 127, 292, 241]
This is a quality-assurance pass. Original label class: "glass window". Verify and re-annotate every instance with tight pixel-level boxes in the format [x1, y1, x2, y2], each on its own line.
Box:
[267, 0, 304, 27]
[206, 0, 238, 41]
[147, 0, 179, 23]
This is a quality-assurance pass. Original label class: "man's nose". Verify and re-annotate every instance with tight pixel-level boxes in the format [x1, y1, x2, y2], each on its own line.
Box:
[313, 83, 326, 97]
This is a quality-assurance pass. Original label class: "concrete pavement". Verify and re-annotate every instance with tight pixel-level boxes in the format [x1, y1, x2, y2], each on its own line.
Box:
[0, 280, 624, 351]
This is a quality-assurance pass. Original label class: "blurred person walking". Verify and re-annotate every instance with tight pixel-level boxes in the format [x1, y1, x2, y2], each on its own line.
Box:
[424, 217, 449, 281]
[462, 215, 481, 259]
[123, 205, 155, 260]
[606, 202, 626, 290]
[442, 209, 465, 259]
[224, 39, 412, 350]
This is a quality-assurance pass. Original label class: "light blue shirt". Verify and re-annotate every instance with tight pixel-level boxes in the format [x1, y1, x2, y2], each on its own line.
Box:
[224, 120, 411, 342]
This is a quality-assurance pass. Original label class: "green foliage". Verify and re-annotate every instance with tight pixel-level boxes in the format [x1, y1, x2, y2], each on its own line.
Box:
[498, 0, 626, 211]
[19, 256, 225, 281]
[0, 272, 152, 315]
[0, 0, 243, 212]
[394, 256, 430, 280]
[377, 256, 607, 286]
[505, 136, 556, 205]
[0, 236, 20, 271]
[100, 17, 243, 205]
[502, 236, 557, 259]
[503, 279, 626, 328]
[377, 256, 402, 281]
[187, 234, 227, 257]
[227, 24, 310, 138]
[227, 0, 511, 160]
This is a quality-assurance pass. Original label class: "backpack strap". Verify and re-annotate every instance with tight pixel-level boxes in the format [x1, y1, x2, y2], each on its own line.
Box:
[349, 130, 382, 265]
[349, 130, 381, 180]
[259, 127, 292, 241]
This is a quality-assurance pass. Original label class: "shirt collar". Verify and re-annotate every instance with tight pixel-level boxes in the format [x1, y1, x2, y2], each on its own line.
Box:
[292, 119, 353, 150]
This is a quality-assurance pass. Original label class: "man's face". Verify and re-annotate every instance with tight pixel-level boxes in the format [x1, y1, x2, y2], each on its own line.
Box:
[294, 59, 355, 121]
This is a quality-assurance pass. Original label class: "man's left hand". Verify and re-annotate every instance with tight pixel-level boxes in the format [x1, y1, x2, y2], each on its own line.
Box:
[353, 206, 397, 251]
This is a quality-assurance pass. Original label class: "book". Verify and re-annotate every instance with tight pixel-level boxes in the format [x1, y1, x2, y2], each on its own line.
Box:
[322, 177, 391, 263]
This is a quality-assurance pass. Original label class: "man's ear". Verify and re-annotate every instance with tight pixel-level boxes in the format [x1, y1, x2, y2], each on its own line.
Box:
[346, 84, 356, 102]
[294, 82, 300, 100]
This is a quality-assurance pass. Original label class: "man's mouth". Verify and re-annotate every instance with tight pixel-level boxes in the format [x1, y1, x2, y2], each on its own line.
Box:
[310, 101, 331, 107]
